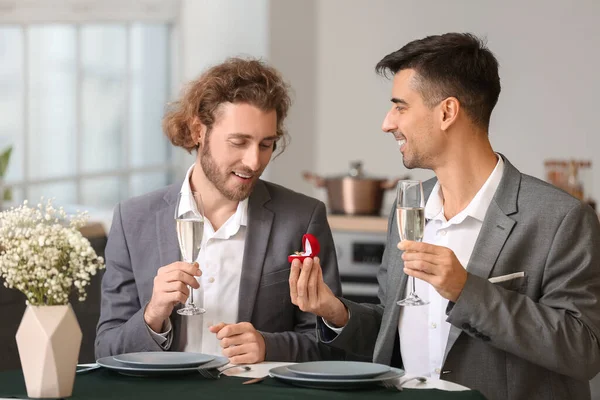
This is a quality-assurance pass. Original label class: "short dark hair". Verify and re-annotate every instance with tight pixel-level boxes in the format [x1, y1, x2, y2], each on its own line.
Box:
[163, 57, 291, 154]
[376, 33, 501, 128]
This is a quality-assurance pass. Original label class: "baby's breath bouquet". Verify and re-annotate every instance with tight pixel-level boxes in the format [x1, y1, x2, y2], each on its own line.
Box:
[0, 198, 105, 305]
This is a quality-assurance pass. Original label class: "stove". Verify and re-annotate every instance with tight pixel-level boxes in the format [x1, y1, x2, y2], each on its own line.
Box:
[331, 229, 387, 304]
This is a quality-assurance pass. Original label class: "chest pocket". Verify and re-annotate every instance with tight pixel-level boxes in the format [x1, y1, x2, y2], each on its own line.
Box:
[259, 266, 290, 288]
[491, 274, 528, 293]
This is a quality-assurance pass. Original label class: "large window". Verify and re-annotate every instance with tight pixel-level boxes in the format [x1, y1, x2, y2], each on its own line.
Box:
[0, 1, 179, 210]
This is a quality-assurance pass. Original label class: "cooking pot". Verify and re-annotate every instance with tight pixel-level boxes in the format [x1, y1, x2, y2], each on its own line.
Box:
[303, 161, 406, 216]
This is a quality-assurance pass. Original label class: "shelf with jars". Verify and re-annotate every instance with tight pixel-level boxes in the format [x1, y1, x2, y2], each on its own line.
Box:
[544, 159, 595, 211]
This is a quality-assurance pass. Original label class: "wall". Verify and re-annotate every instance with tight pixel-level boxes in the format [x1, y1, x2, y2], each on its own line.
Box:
[266, 0, 318, 196]
[176, 0, 600, 394]
[267, 0, 600, 213]
[174, 0, 270, 177]
[270, 1, 600, 394]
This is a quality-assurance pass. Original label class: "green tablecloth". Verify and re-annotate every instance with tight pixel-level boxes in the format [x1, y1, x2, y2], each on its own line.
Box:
[0, 369, 488, 399]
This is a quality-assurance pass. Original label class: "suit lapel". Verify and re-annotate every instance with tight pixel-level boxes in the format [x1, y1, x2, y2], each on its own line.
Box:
[157, 185, 181, 269]
[237, 181, 274, 323]
[443, 155, 520, 364]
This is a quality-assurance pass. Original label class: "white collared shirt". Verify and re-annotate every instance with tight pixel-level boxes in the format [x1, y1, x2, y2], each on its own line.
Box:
[397, 155, 504, 379]
[149, 164, 248, 356]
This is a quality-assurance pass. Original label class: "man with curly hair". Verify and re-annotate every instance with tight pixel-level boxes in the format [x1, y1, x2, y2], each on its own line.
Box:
[96, 58, 342, 364]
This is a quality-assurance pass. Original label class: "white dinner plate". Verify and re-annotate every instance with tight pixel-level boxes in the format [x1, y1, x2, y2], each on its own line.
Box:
[286, 361, 390, 379]
[96, 355, 228, 377]
[269, 365, 405, 390]
[112, 352, 215, 368]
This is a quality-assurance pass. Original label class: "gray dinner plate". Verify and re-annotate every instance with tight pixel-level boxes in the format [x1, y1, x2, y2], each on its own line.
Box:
[97, 355, 228, 377]
[286, 361, 390, 379]
[113, 352, 215, 368]
[269, 365, 405, 390]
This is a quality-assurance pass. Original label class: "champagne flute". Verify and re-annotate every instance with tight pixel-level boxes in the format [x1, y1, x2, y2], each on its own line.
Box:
[175, 192, 206, 316]
[395, 180, 429, 306]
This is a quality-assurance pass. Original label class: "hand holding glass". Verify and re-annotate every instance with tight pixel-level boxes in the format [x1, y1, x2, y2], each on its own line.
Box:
[175, 192, 206, 316]
[396, 180, 429, 306]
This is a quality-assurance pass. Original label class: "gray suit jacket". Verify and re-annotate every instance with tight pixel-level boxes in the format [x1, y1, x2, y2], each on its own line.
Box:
[319, 156, 600, 400]
[96, 179, 343, 362]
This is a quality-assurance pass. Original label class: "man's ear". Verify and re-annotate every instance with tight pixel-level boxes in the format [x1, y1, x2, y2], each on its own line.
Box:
[189, 117, 207, 146]
[440, 97, 460, 131]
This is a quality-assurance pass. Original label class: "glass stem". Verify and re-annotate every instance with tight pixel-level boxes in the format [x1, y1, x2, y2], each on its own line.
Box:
[410, 276, 416, 295]
[189, 285, 194, 305]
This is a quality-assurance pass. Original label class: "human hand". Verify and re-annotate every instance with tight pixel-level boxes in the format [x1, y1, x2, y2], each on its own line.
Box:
[144, 261, 201, 332]
[398, 241, 467, 302]
[289, 257, 348, 327]
[209, 322, 266, 364]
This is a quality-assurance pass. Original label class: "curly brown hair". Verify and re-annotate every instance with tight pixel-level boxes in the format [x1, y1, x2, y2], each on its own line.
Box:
[163, 57, 291, 154]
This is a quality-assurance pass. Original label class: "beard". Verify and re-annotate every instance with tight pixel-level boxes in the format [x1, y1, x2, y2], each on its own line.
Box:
[199, 141, 259, 202]
[402, 153, 420, 169]
[402, 150, 433, 170]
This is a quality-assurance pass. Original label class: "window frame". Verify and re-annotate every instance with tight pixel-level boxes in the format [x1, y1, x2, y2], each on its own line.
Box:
[0, 0, 181, 207]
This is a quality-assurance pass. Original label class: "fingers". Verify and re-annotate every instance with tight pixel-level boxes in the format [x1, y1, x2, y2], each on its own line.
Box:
[404, 267, 433, 284]
[160, 269, 200, 289]
[220, 332, 254, 348]
[289, 259, 301, 304]
[402, 251, 438, 264]
[224, 343, 260, 364]
[403, 259, 436, 274]
[208, 322, 226, 334]
[158, 261, 202, 277]
[296, 258, 314, 300]
[212, 323, 264, 364]
[397, 241, 438, 254]
[228, 354, 255, 365]
[307, 257, 319, 306]
[215, 322, 252, 340]
[155, 280, 190, 297]
[317, 258, 325, 283]
[162, 290, 189, 306]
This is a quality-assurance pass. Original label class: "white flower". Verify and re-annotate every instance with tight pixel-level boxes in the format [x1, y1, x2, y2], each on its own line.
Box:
[0, 198, 105, 306]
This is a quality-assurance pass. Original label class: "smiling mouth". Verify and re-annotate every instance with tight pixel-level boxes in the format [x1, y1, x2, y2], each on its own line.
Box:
[397, 139, 406, 148]
[232, 171, 253, 180]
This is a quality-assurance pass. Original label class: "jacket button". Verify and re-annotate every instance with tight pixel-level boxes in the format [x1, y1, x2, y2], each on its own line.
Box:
[469, 327, 478, 334]
[482, 335, 491, 342]
[461, 323, 471, 330]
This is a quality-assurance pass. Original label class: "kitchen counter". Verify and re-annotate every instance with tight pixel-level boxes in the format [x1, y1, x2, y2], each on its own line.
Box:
[327, 214, 388, 233]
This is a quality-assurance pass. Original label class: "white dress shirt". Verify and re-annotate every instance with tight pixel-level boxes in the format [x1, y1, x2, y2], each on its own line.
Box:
[148, 164, 247, 356]
[398, 155, 504, 379]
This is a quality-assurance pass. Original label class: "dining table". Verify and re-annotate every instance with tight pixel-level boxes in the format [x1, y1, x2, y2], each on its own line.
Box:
[0, 362, 488, 399]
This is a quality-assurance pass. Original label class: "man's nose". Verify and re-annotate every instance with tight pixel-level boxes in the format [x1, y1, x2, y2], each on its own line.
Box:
[243, 146, 261, 172]
[381, 109, 396, 133]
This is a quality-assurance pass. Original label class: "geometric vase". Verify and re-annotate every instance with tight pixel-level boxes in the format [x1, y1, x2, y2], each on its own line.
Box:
[16, 304, 82, 398]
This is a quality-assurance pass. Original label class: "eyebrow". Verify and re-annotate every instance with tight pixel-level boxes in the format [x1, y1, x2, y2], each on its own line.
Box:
[391, 98, 409, 106]
[228, 133, 279, 141]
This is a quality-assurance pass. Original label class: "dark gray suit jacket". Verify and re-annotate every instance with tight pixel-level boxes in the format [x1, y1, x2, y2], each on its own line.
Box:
[319, 156, 600, 400]
[96, 180, 343, 362]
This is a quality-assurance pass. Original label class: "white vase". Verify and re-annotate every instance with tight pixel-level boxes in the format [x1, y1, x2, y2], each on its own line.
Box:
[16, 304, 82, 398]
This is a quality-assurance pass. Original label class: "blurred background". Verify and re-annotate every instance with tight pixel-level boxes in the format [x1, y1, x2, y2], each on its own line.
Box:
[1, 0, 599, 219]
[0, 0, 599, 393]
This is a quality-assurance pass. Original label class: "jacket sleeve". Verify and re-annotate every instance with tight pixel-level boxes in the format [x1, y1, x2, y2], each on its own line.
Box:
[95, 203, 167, 359]
[447, 202, 600, 381]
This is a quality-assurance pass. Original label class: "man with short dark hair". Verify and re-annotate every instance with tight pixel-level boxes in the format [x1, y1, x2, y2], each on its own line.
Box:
[290, 33, 600, 399]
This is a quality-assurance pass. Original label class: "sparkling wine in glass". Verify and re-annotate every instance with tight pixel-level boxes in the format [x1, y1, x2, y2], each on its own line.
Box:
[396, 180, 429, 307]
[175, 192, 206, 316]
